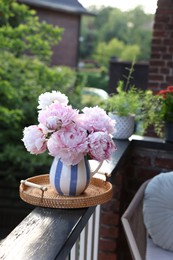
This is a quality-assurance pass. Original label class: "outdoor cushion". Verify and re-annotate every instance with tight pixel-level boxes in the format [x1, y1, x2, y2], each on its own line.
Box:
[146, 236, 173, 260]
[143, 171, 173, 252]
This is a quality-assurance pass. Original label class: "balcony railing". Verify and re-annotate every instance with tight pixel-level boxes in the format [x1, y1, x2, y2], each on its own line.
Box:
[0, 139, 130, 260]
[68, 205, 101, 260]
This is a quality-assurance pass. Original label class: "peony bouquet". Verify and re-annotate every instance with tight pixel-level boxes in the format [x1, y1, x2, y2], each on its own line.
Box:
[22, 91, 116, 165]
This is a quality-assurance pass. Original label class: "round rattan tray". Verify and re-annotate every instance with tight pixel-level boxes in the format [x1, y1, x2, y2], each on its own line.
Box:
[19, 174, 113, 208]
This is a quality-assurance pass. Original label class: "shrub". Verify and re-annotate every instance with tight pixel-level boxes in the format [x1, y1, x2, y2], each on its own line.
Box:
[0, 0, 82, 179]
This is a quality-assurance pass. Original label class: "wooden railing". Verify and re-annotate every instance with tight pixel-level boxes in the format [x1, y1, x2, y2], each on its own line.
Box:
[0, 139, 131, 260]
[0, 206, 96, 260]
[68, 205, 101, 260]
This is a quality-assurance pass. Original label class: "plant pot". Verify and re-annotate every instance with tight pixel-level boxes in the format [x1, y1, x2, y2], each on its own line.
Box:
[108, 113, 135, 139]
[165, 123, 173, 143]
[49, 156, 103, 196]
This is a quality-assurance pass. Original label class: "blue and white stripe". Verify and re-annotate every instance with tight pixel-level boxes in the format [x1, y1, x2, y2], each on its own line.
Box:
[49, 156, 90, 196]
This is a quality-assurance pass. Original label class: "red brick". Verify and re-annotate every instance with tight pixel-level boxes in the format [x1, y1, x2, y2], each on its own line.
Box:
[167, 61, 173, 67]
[125, 166, 136, 178]
[166, 75, 173, 82]
[162, 54, 173, 60]
[151, 38, 162, 45]
[99, 238, 117, 252]
[130, 153, 151, 167]
[153, 23, 164, 30]
[98, 252, 117, 260]
[135, 168, 159, 181]
[148, 67, 159, 73]
[100, 212, 119, 226]
[101, 198, 120, 212]
[155, 157, 173, 169]
[149, 74, 164, 81]
[153, 30, 165, 37]
[112, 186, 121, 199]
[149, 60, 165, 67]
[156, 14, 171, 23]
[113, 174, 123, 186]
[163, 39, 173, 45]
[160, 68, 170, 74]
[158, 9, 173, 15]
[100, 225, 119, 239]
[150, 53, 161, 59]
[148, 83, 160, 91]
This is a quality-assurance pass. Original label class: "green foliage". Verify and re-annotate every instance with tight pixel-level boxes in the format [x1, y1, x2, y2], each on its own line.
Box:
[160, 92, 173, 123]
[93, 38, 140, 66]
[78, 69, 109, 91]
[121, 45, 140, 61]
[143, 86, 173, 137]
[136, 91, 163, 137]
[0, 51, 80, 177]
[101, 80, 164, 136]
[0, 0, 63, 63]
[80, 6, 154, 63]
[0, 0, 82, 178]
[102, 81, 142, 116]
[81, 94, 103, 107]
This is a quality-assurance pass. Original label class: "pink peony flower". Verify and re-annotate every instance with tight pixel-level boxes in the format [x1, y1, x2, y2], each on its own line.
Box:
[22, 125, 47, 154]
[47, 124, 88, 165]
[38, 103, 79, 130]
[88, 131, 116, 161]
[37, 90, 69, 110]
[82, 106, 115, 134]
[22, 90, 116, 166]
[46, 116, 62, 131]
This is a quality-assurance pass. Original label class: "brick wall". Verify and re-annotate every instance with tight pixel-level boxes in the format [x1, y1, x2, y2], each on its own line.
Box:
[148, 0, 173, 93]
[98, 172, 124, 260]
[98, 141, 173, 260]
[109, 0, 173, 94]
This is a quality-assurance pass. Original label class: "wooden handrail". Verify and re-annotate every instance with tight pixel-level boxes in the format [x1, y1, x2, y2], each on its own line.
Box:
[1, 137, 168, 260]
[0, 206, 96, 260]
[0, 139, 131, 260]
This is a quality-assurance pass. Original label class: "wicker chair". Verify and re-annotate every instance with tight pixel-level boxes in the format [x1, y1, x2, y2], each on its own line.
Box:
[121, 180, 150, 260]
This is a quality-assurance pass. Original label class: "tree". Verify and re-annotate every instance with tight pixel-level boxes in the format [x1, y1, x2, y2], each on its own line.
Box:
[93, 38, 140, 66]
[0, 0, 63, 62]
[80, 5, 154, 63]
[79, 13, 97, 59]
[0, 0, 82, 178]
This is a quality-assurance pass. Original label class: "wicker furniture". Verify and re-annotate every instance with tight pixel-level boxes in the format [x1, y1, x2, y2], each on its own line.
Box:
[121, 178, 173, 260]
[121, 180, 150, 260]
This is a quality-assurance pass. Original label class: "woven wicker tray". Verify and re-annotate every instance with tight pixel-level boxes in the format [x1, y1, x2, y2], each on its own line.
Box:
[19, 174, 113, 209]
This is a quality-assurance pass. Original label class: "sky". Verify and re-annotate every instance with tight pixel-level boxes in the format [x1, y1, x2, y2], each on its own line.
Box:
[78, 0, 158, 14]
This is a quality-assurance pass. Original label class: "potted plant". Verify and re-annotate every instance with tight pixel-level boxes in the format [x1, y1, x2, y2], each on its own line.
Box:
[156, 86, 173, 142]
[136, 86, 173, 140]
[135, 89, 163, 137]
[101, 81, 144, 139]
[121, 85, 173, 140]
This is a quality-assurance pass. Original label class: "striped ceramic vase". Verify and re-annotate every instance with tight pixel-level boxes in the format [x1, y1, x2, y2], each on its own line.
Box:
[49, 156, 91, 196]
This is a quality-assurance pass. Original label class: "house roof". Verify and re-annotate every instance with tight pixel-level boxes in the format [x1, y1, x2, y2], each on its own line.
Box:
[18, 0, 94, 15]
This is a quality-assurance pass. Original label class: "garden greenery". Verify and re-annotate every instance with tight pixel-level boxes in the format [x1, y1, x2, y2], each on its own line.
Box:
[0, 0, 83, 179]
